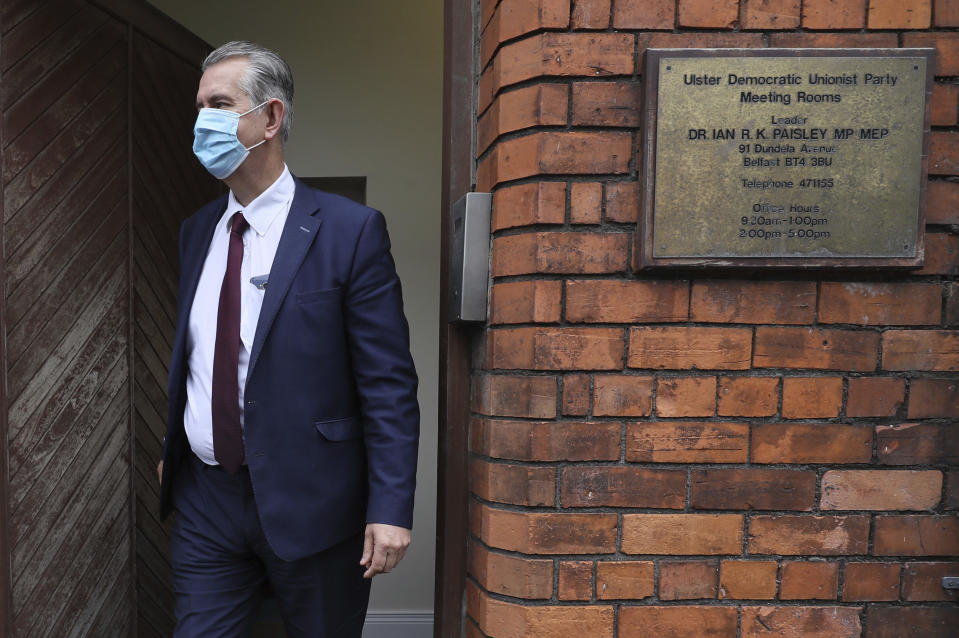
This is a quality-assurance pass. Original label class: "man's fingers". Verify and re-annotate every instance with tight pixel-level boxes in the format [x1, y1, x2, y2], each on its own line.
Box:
[374, 544, 407, 575]
[385, 546, 407, 573]
[373, 549, 387, 573]
[383, 546, 406, 573]
[382, 550, 397, 574]
[156, 460, 163, 485]
[360, 528, 374, 567]
[362, 523, 412, 578]
[363, 546, 387, 579]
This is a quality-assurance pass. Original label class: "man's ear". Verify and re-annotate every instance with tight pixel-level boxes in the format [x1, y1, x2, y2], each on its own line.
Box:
[264, 98, 285, 141]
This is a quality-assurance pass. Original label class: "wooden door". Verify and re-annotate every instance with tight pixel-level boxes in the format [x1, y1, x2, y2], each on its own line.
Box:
[0, 1, 216, 635]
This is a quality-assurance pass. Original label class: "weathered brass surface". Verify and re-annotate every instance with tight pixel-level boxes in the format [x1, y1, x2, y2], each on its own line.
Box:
[652, 55, 927, 259]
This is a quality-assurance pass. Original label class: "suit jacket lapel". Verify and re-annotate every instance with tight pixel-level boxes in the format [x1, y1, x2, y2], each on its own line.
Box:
[171, 200, 225, 382]
[248, 181, 322, 378]
[178, 206, 223, 328]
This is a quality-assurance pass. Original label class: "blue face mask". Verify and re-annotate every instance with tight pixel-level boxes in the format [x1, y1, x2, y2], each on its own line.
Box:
[192, 101, 268, 179]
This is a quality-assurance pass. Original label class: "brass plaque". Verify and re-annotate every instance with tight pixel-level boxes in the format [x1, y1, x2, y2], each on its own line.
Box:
[640, 49, 934, 268]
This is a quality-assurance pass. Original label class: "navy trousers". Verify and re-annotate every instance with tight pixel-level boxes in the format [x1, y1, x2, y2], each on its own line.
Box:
[170, 454, 371, 637]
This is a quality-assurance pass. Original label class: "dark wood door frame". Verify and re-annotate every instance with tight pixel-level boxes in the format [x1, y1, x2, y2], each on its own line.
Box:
[434, 0, 475, 636]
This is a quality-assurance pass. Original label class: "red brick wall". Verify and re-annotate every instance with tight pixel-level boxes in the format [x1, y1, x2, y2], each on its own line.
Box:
[468, 1, 959, 636]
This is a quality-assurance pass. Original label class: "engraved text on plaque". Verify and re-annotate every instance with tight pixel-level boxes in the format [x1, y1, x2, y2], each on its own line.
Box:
[639, 49, 934, 269]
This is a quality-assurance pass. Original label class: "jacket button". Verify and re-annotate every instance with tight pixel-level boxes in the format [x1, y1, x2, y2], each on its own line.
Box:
[247, 400, 256, 408]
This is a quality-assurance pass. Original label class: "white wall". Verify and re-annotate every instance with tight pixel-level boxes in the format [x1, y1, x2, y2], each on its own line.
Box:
[148, 0, 443, 614]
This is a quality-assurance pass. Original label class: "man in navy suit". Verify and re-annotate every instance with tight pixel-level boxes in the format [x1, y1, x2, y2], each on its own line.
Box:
[157, 41, 419, 637]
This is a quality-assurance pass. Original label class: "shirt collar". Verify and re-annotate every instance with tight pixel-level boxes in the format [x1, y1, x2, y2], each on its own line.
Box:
[224, 165, 295, 236]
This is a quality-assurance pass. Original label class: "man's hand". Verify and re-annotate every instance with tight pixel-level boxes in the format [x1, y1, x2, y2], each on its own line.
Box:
[156, 460, 163, 485]
[360, 523, 411, 579]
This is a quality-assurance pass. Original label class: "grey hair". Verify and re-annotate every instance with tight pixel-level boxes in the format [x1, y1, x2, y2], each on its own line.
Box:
[203, 41, 294, 144]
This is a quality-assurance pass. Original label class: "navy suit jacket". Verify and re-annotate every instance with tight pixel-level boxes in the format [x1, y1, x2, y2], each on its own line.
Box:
[160, 179, 419, 561]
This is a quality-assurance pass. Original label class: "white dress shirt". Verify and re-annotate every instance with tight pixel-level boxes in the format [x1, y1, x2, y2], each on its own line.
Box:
[184, 166, 295, 465]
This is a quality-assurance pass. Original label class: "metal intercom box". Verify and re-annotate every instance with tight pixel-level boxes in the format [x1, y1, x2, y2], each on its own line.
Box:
[449, 192, 491, 322]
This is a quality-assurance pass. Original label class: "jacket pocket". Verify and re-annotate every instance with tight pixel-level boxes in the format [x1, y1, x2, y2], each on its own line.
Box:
[296, 287, 341, 304]
[315, 416, 362, 441]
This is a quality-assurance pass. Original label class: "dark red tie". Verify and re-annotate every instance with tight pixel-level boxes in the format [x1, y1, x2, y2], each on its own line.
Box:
[212, 212, 249, 473]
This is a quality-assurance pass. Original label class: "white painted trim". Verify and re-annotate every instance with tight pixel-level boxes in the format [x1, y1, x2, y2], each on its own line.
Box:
[363, 611, 434, 638]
